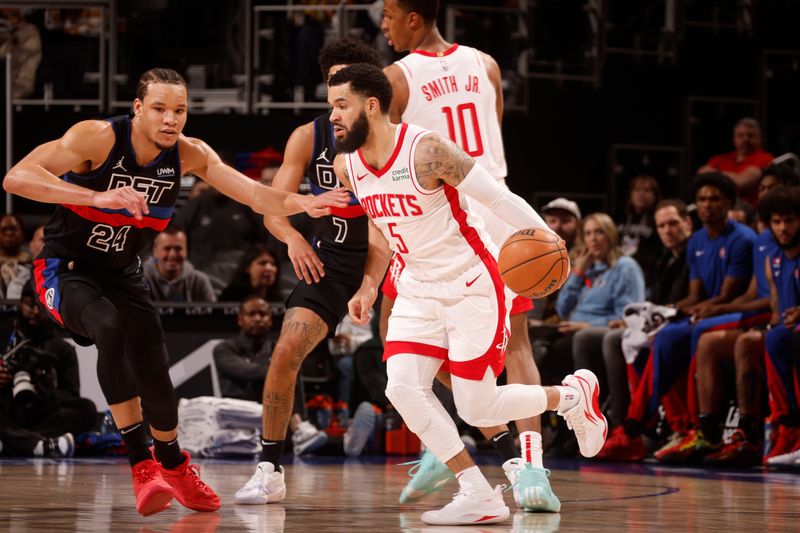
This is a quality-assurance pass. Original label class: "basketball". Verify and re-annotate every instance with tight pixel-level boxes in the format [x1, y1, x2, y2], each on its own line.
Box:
[498, 228, 569, 299]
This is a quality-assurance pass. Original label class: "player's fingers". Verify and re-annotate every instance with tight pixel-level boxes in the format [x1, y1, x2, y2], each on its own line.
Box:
[347, 300, 360, 322]
[123, 190, 143, 220]
[302, 257, 321, 283]
[309, 254, 325, 279]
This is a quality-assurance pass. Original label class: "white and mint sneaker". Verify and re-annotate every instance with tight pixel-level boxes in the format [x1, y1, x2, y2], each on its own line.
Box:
[503, 458, 560, 513]
[398, 449, 455, 503]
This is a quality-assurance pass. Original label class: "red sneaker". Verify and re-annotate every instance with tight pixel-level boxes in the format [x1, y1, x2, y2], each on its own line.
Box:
[132, 459, 174, 516]
[159, 451, 221, 512]
[594, 426, 646, 462]
[764, 425, 800, 464]
[703, 429, 761, 467]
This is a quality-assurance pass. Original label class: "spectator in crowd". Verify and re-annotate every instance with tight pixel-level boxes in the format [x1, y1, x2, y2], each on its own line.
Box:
[187, 177, 211, 201]
[530, 197, 581, 325]
[143, 226, 216, 303]
[535, 213, 645, 387]
[541, 197, 581, 251]
[0, 9, 42, 99]
[213, 296, 327, 455]
[578, 200, 693, 437]
[599, 173, 756, 462]
[219, 244, 281, 302]
[0, 287, 96, 457]
[699, 117, 774, 208]
[0, 214, 32, 300]
[173, 159, 272, 289]
[686, 187, 798, 467]
[618, 174, 663, 294]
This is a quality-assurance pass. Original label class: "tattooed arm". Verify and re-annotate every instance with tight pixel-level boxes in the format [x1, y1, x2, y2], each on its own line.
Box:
[413, 132, 548, 231]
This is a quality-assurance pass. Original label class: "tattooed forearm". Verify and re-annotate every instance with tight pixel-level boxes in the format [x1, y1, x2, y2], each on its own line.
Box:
[414, 133, 475, 190]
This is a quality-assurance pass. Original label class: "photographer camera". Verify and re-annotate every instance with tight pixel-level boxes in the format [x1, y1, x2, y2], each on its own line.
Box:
[0, 286, 96, 457]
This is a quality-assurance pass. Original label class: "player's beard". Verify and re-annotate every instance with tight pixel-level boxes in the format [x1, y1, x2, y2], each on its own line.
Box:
[778, 229, 800, 251]
[335, 111, 370, 153]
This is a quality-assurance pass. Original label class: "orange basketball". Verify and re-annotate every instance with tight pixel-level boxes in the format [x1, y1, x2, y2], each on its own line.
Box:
[498, 228, 569, 299]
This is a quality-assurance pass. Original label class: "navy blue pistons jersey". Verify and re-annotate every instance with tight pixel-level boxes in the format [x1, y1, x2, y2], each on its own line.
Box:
[41, 115, 181, 270]
[306, 111, 367, 254]
[769, 249, 800, 315]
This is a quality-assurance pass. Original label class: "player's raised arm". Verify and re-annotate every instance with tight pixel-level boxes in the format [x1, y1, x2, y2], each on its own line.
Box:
[3, 120, 150, 219]
[180, 135, 350, 218]
[413, 132, 548, 231]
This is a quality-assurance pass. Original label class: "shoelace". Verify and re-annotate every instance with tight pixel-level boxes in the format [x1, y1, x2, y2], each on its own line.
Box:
[398, 459, 422, 477]
[134, 462, 159, 483]
[186, 464, 209, 490]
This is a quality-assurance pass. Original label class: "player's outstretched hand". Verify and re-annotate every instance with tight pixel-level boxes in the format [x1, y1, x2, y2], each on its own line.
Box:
[348, 285, 377, 325]
[302, 188, 351, 218]
[287, 234, 325, 284]
[93, 186, 149, 220]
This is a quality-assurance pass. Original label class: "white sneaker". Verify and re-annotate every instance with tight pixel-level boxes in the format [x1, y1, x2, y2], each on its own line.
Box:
[292, 420, 328, 456]
[234, 462, 286, 504]
[559, 369, 608, 458]
[420, 485, 510, 525]
[768, 448, 800, 466]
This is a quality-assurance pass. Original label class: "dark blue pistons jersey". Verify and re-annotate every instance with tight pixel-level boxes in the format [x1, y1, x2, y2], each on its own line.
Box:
[305, 111, 367, 254]
[42, 115, 182, 270]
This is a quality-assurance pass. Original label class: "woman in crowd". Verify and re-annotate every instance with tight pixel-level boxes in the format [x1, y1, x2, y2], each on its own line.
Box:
[220, 244, 281, 302]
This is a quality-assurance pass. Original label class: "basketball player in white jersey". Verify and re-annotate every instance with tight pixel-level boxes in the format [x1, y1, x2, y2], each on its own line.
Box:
[380, 0, 558, 511]
[327, 63, 606, 526]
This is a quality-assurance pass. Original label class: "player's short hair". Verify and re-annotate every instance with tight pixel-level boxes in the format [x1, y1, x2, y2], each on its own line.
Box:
[760, 163, 800, 188]
[758, 186, 800, 223]
[692, 172, 738, 205]
[654, 198, 689, 219]
[318, 38, 383, 78]
[136, 68, 187, 101]
[328, 63, 393, 114]
[397, 0, 439, 24]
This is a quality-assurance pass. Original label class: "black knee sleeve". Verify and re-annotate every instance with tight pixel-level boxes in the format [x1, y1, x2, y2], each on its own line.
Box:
[130, 341, 178, 431]
[76, 298, 141, 405]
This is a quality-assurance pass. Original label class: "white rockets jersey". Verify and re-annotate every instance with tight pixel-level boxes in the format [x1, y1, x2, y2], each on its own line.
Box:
[395, 43, 507, 181]
[346, 123, 495, 282]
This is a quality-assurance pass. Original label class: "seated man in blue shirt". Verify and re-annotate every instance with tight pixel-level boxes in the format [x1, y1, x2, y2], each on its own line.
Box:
[600, 173, 756, 461]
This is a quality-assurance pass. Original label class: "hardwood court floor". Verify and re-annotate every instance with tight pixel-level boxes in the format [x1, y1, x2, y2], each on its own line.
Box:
[1, 455, 799, 532]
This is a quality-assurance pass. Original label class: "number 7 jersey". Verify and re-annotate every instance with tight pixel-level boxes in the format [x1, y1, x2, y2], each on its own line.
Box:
[345, 123, 494, 283]
[395, 43, 507, 181]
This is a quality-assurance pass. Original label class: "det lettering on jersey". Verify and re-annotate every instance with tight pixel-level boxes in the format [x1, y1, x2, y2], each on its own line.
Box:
[109, 172, 175, 203]
[361, 193, 422, 219]
[421, 75, 481, 102]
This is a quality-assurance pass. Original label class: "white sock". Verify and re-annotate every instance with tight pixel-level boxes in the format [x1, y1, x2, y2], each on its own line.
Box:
[455, 465, 492, 494]
[520, 431, 544, 469]
[33, 440, 44, 457]
[556, 385, 580, 413]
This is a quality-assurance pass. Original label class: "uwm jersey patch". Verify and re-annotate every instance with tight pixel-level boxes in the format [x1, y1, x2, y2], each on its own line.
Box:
[346, 123, 491, 282]
[42, 115, 181, 269]
[395, 43, 507, 181]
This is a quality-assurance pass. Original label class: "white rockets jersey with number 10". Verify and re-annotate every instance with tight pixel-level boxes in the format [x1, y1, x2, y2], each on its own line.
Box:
[345, 123, 494, 282]
[395, 43, 507, 181]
